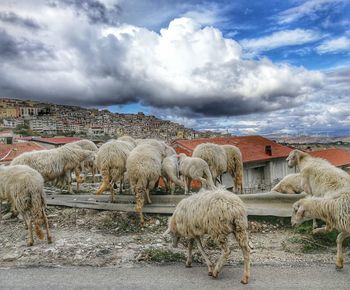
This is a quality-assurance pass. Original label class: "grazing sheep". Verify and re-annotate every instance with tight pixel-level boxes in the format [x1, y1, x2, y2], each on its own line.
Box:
[291, 189, 350, 269]
[135, 139, 176, 158]
[161, 155, 184, 194]
[178, 153, 215, 194]
[0, 165, 52, 246]
[221, 145, 244, 194]
[126, 143, 164, 224]
[11, 145, 95, 193]
[118, 135, 137, 147]
[271, 173, 303, 194]
[96, 140, 135, 201]
[165, 188, 250, 284]
[192, 143, 227, 185]
[287, 149, 350, 229]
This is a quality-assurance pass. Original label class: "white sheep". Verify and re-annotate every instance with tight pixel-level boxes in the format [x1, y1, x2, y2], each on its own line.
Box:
[161, 155, 184, 194]
[118, 135, 137, 147]
[126, 143, 164, 224]
[271, 173, 303, 194]
[287, 149, 350, 229]
[178, 153, 215, 194]
[291, 189, 350, 269]
[221, 145, 244, 194]
[165, 188, 250, 284]
[11, 145, 95, 193]
[96, 139, 135, 201]
[192, 143, 227, 185]
[0, 165, 52, 246]
[287, 149, 350, 196]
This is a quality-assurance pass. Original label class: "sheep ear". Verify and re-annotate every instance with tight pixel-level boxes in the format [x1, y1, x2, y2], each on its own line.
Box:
[297, 206, 305, 218]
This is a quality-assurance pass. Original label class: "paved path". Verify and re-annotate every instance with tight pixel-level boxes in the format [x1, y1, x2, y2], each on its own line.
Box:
[0, 264, 348, 289]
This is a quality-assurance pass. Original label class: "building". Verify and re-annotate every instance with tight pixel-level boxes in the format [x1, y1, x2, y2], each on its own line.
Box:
[0, 142, 45, 164]
[28, 136, 82, 149]
[0, 107, 18, 118]
[172, 136, 295, 193]
[309, 148, 350, 173]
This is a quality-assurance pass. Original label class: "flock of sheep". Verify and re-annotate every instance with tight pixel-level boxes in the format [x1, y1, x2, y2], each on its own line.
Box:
[1, 135, 350, 284]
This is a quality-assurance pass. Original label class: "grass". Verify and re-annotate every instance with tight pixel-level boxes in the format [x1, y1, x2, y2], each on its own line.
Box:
[141, 248, 185, 263]
[289, 220, 350, 253]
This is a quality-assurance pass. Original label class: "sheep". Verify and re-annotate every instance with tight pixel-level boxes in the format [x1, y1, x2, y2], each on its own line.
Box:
[287, 149, 350, 229]
[0, 165, 52, 246]
[178, 153, 215, 194]
[161, 155, 184, 194]
[11, 145, 95, 194]
[287, 149, 350, 196]
[192, 143, 227, 186]
[291, 189, 350, 269]
[221, 145, 244, 194]
[126, 143, 164, 225]
[118, 135, 137, 147]
[271, 173, 303, 194]
[72, 139, 98, 182]
[164, 188, 250, 284]
[96, 140, 135, 201]
[135, 139, 176, 157]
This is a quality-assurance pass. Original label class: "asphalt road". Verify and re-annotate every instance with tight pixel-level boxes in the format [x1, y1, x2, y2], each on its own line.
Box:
[0, 264, 348, 290]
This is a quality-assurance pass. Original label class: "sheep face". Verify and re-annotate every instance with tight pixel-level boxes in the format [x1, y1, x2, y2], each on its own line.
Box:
[165, 217, 181, 247]
[291, 200, 312, 226]
[286, 150, 298, 168]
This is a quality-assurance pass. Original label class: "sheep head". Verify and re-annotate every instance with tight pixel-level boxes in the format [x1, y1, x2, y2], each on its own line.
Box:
[286, 149, 308, 168]
[163, 216, 181, 248]
[291, 199, 312, 226]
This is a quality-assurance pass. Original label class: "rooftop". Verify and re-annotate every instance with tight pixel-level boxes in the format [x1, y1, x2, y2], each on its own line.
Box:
[33, 137, 81, 145]
[309, 148, 350, 167]
[173, 135, 293, 163]
[0, 142, 45, 162]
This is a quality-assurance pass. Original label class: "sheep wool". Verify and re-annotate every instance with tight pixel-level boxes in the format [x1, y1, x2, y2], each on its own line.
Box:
[0, 165, 52, 246]
[166, 188, 250, 284]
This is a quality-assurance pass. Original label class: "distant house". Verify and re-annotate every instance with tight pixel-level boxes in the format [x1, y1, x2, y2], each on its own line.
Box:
[0, 142, 45, 164]
[172, 136, 295, 193]
[309, 148, 350, 173]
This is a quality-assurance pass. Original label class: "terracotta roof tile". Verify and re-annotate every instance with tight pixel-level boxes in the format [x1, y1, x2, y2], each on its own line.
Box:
[0, 142, 45, 162]
[173, 135, 293, 163]
[309, 148, 350, 167]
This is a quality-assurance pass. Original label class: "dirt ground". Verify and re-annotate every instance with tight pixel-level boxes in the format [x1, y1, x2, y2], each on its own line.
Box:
[1, 205, 346, 269]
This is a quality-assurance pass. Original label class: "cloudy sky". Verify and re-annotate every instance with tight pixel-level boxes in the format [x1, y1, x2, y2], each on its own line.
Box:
[0, 0, 349, 136]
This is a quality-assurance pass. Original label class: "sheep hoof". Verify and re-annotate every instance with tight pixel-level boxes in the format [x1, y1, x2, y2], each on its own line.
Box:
[185, 263, 192, 268]
[47, 237, 53, 244]
[208, 271, 213, 276]
[241, 277, 249, 284]
[335, 264, 343, 270]
[27, 241, 33, 247]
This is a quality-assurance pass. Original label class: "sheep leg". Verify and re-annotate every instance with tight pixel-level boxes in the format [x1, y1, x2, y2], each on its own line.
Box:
[212, 238, 231, 278]
[234, 230, 251, 284]
[96, 175, 110, 195]
[186, 238, 194, 268]
[23, 213, 34, 246]
[187, 178, 192, 194]
[184, 177, 189, 195]
[135, 188, 145, 226]
[199, 177, 207, 189]
[335, 232, 350, 270]
[42, 208, 52, 244]
[312, 219, 318, 229]
[195, 237, 214, 276]
[65, 171, 73, 194]
[145, 189, 152, 204]
[312, 224, 332, 235]
[75, 167, 82, 192]
[170, 182, 176, 195]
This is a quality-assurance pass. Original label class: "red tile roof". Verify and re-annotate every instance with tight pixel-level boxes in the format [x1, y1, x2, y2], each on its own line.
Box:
[309, 148, 350, 167]
[0, 142, 45, 162]
[172, 135, 293, 163]
[34, 137, 81, 145]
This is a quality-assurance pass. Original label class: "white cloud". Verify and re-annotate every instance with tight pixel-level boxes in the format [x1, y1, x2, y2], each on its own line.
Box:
[316, 36, 350, 54]
[240, 29, 322, 54]
[275, 0, 346, 25]
[0, 2, 324, 117]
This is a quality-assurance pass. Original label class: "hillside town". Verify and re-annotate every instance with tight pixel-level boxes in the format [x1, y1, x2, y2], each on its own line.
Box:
[0, 98, 221, 142]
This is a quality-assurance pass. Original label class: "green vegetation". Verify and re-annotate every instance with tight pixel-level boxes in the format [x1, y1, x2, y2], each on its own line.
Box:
[13, 123, 38, 136]
[141, 248, 185, 263]
[289, 220, 350, 253]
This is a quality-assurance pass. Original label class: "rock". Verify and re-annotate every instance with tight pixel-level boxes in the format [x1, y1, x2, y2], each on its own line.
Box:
[76, 219, 85, 225]
[155, 219, 160, 226]
[2, 252, 21, 262]
[1, 212, 13, 220]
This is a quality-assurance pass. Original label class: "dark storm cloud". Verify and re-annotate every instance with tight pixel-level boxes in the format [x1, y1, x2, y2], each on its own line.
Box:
[60, 0, 121, 25]
[0, 11, 41, 29]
